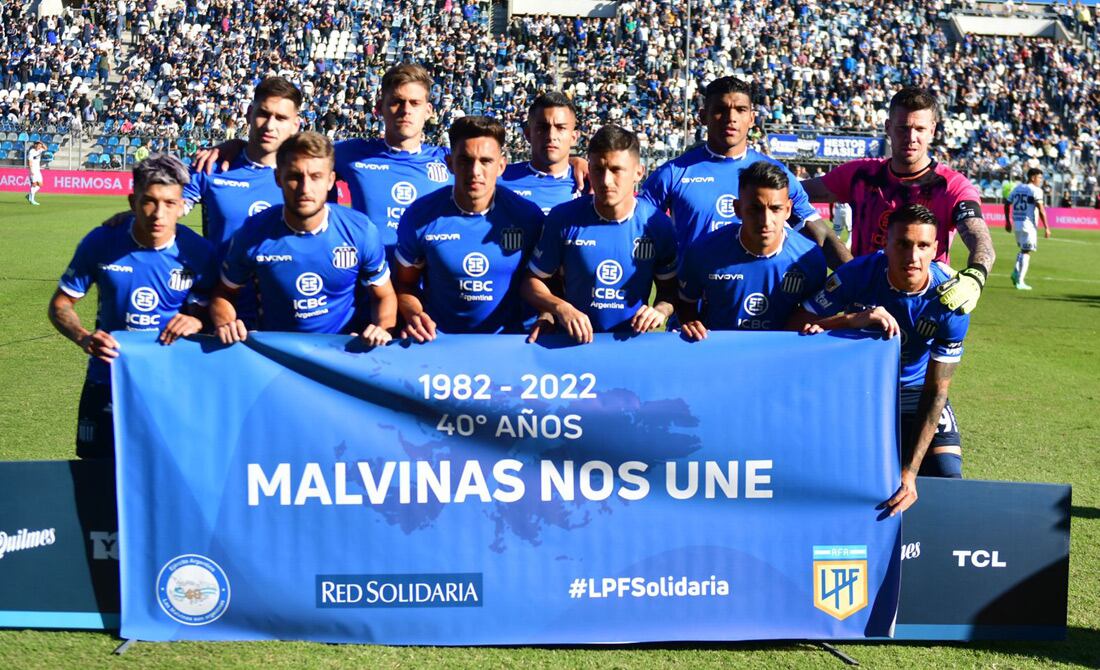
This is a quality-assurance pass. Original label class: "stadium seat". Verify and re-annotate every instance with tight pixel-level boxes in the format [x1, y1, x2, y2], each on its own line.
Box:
[107, 136, 119, 147]
[17, 132, 28, 142]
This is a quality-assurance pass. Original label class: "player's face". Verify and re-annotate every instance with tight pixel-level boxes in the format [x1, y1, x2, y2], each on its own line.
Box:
[448, 136, 505, 202]
[702, 92, 754, 154]
[248, 96, 300, 155]
[885, 108, 936, 170]
[886, 222, 939, 290]
[380, 82, 433, 143]
[735, 185, 791, 253]
[1031, 174, 1044, 187]
[524, 105, 579, 169]
[589, 150, 644, 212]
[130, 183, 184, 240]
[276, 153, 336, 220]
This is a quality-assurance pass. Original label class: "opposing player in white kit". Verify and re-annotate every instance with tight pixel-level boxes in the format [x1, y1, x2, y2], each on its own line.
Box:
[1003, 168, 1050, 290]
[830, 201, 852, 250]
[27, 141, 46, 205]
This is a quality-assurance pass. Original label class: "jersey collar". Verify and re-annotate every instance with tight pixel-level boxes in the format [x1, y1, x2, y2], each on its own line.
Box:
[592, 200, 636, 224]
[737, 225, 785, 258]
[526, 161, 571, 180]
[129, 221, 175, 251]
[885, 265, 932, 296]
[451, 191, 494, 216]
[387, 142, 422, 155]
[283, 206, 330, 235]
[704, 144, 748, 161]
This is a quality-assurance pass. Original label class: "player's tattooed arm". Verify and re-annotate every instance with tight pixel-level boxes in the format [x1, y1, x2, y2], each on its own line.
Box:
[799, 219, 853, 270]
[800, 178, 837, 203]
[886, 359, 958, 516]
[955, 216, 995, 275]
[48, 289, 120, 362]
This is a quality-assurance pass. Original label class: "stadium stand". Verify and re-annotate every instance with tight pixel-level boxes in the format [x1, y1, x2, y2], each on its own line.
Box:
[1, 0, 1098, 204]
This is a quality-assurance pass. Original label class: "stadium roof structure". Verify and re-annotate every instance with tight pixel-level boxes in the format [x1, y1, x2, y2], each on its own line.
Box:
[951, 14, 1074, 39]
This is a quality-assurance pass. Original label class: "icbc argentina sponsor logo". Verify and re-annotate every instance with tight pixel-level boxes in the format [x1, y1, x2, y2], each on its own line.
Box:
[316, 573, 482, 608]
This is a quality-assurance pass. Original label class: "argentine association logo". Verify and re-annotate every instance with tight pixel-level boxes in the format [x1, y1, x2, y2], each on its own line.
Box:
[332, 245, 358, 270]
[157, 554, 230, 625]
[427, 161, 450, 183]
[812, 545, 868, 620]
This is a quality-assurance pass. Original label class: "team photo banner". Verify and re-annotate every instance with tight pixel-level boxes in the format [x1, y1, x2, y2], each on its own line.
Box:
[113, 331, 901, 644]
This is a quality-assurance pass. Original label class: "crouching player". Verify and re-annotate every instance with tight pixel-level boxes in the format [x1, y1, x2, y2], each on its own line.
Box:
[212, 132, 395, 345]
[676, 161, 827, 339]
[793, 204, 970, 514]
[48, 154, 218, 458]
[522, 124, 678, 343]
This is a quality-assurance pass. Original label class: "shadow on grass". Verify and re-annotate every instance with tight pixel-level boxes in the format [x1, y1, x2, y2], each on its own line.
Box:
[842, 626, 1100, 666]
[1071, 505, 1100, 520]
[1043, 294, 1100, 307]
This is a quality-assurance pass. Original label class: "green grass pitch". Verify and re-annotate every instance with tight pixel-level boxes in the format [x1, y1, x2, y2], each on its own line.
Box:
[0, 192, 1097, 668]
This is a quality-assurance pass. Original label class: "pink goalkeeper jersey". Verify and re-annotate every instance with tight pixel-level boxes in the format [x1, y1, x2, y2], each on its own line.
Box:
[821, 159, 983, 265]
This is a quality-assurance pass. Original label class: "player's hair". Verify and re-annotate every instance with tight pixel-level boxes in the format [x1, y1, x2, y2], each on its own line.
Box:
[276, 131, 334, 168]
[133, 153, 189, 193]
[703, 76, 754, 109]
[587, 124, 640, 159]
[381, 63, 434, 98]
[887, 203, 940, 231]
[1027, 168, 1043, 181]
[888, 86, 940, 122]
[528, 91, 577, 123]
[738, 161, 789, 194]
[253, 76, 302, 110]
[448, 115, 506, 150]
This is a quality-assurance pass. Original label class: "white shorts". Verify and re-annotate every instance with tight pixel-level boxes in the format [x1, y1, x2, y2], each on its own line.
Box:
[29, 169, 43, 185]
[1014, 223, 1037, 252]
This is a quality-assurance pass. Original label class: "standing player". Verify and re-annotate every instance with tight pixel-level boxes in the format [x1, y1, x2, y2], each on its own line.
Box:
[523, 125, 678, 343]
[1004, 168, 1051, 290]
[802, 87, 996, 314]
[794, 204, 972, 514]
[212, 133, 395, 346]
[48, 155, 218, 458]
[641, 76, 846, 266]
[677, 162, 827, 339]
[830, 201, 853, 250]
[394, 116, 544, 340]
[499, 91, 583, 215]
[26, 140, 46, 205]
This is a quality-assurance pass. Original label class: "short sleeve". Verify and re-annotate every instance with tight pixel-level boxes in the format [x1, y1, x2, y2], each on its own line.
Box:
[819, 161, 862, 204]
[528, 213, 562, 279]
[394, 206, 425, 268]
[931, 312, 970, 363]
[58, 232, 98, 298]
[358, 219, 391, 286]
[786, 173, 821, 230]
[677, 241, 704, 302]
[803, 260, 855, 316]
[219, 231, 253, 288]
[182, 168, 204, 205]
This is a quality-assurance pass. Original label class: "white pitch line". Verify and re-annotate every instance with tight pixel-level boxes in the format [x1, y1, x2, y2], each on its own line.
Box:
[988, 272, 1100, 285]
[1043, 237, 1092, 245]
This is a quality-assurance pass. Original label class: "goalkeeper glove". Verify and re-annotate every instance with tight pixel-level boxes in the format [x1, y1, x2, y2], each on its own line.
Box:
[937, 265, 987, 314]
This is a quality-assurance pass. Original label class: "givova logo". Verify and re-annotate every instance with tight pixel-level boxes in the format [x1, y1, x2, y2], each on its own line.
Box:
[157, 554, 231, 625]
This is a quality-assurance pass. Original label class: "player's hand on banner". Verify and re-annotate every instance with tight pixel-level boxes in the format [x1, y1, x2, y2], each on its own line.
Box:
[937, 266, 986, 314]
[402, 312, 437, 343]
[159, 314, 202, 345]
[853, 306, 900, 338]
[354, 324, 392, 347]
[884, 469, 918, 516]
[568, 156, 590, 194]
[100, 211, 130, 228]
[215, 319, 248, 344]
[680, 320, 708, 341]
[79, 330, 120, 363]
[194, 139, 247, 174]
[631, 304, 666, 333]
[553, 303, 593, 344]
[800, 322, 824, 335]
[526, 312, 555, 344]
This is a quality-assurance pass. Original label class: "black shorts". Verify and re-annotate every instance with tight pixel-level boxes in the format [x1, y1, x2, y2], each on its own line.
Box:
[899, 386, 962, 478]
[76, 379, 114, 459]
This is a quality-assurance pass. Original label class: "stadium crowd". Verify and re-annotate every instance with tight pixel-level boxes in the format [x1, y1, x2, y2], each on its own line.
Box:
[2, 0, 1099, 202]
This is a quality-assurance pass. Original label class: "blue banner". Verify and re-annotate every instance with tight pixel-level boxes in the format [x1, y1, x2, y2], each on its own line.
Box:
[113, 331, 901, 644]
[816, 136, 885, 160]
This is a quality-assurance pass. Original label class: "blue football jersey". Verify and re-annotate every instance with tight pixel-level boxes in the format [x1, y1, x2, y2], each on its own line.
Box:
[679, 225, 827, 331]
[640, 145, 820, 251]
[333, 138, 453, 253]
[395, 187, 544, 334]
[182, 153, 284, 253]
[221, 205, 389, 334]
[59, 221, 218, 383]
[803, 252, 970, 387]
[530, 196, 678, 332]
[498, 162, 580, 215]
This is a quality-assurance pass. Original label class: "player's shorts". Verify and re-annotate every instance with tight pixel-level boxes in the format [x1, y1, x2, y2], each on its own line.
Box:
[1014, 223, 1037, 252]
[76, 379, 114, 459]
[899, 386, 962, 478]
[29, 169, 43, 185]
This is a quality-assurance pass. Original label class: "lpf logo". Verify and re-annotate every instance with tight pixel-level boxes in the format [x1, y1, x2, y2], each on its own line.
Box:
[462, 252, 489, 278]
[391, 181, 417, 205]
[130, 287, 160, 312]
[427, 162, 450, 183]
[296, 272, 324, 296]
[743, 292, 769, 316]
[248, 200, 271, 217]
[168, 268, 195, 291]
[596, 260, 623, 286]
[632, 236, 655, 261]
[812, 545, 868, 621]
[332, 245, 358, 270]
[715, 194, 737, 218]
[500, 227, 524, 252]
